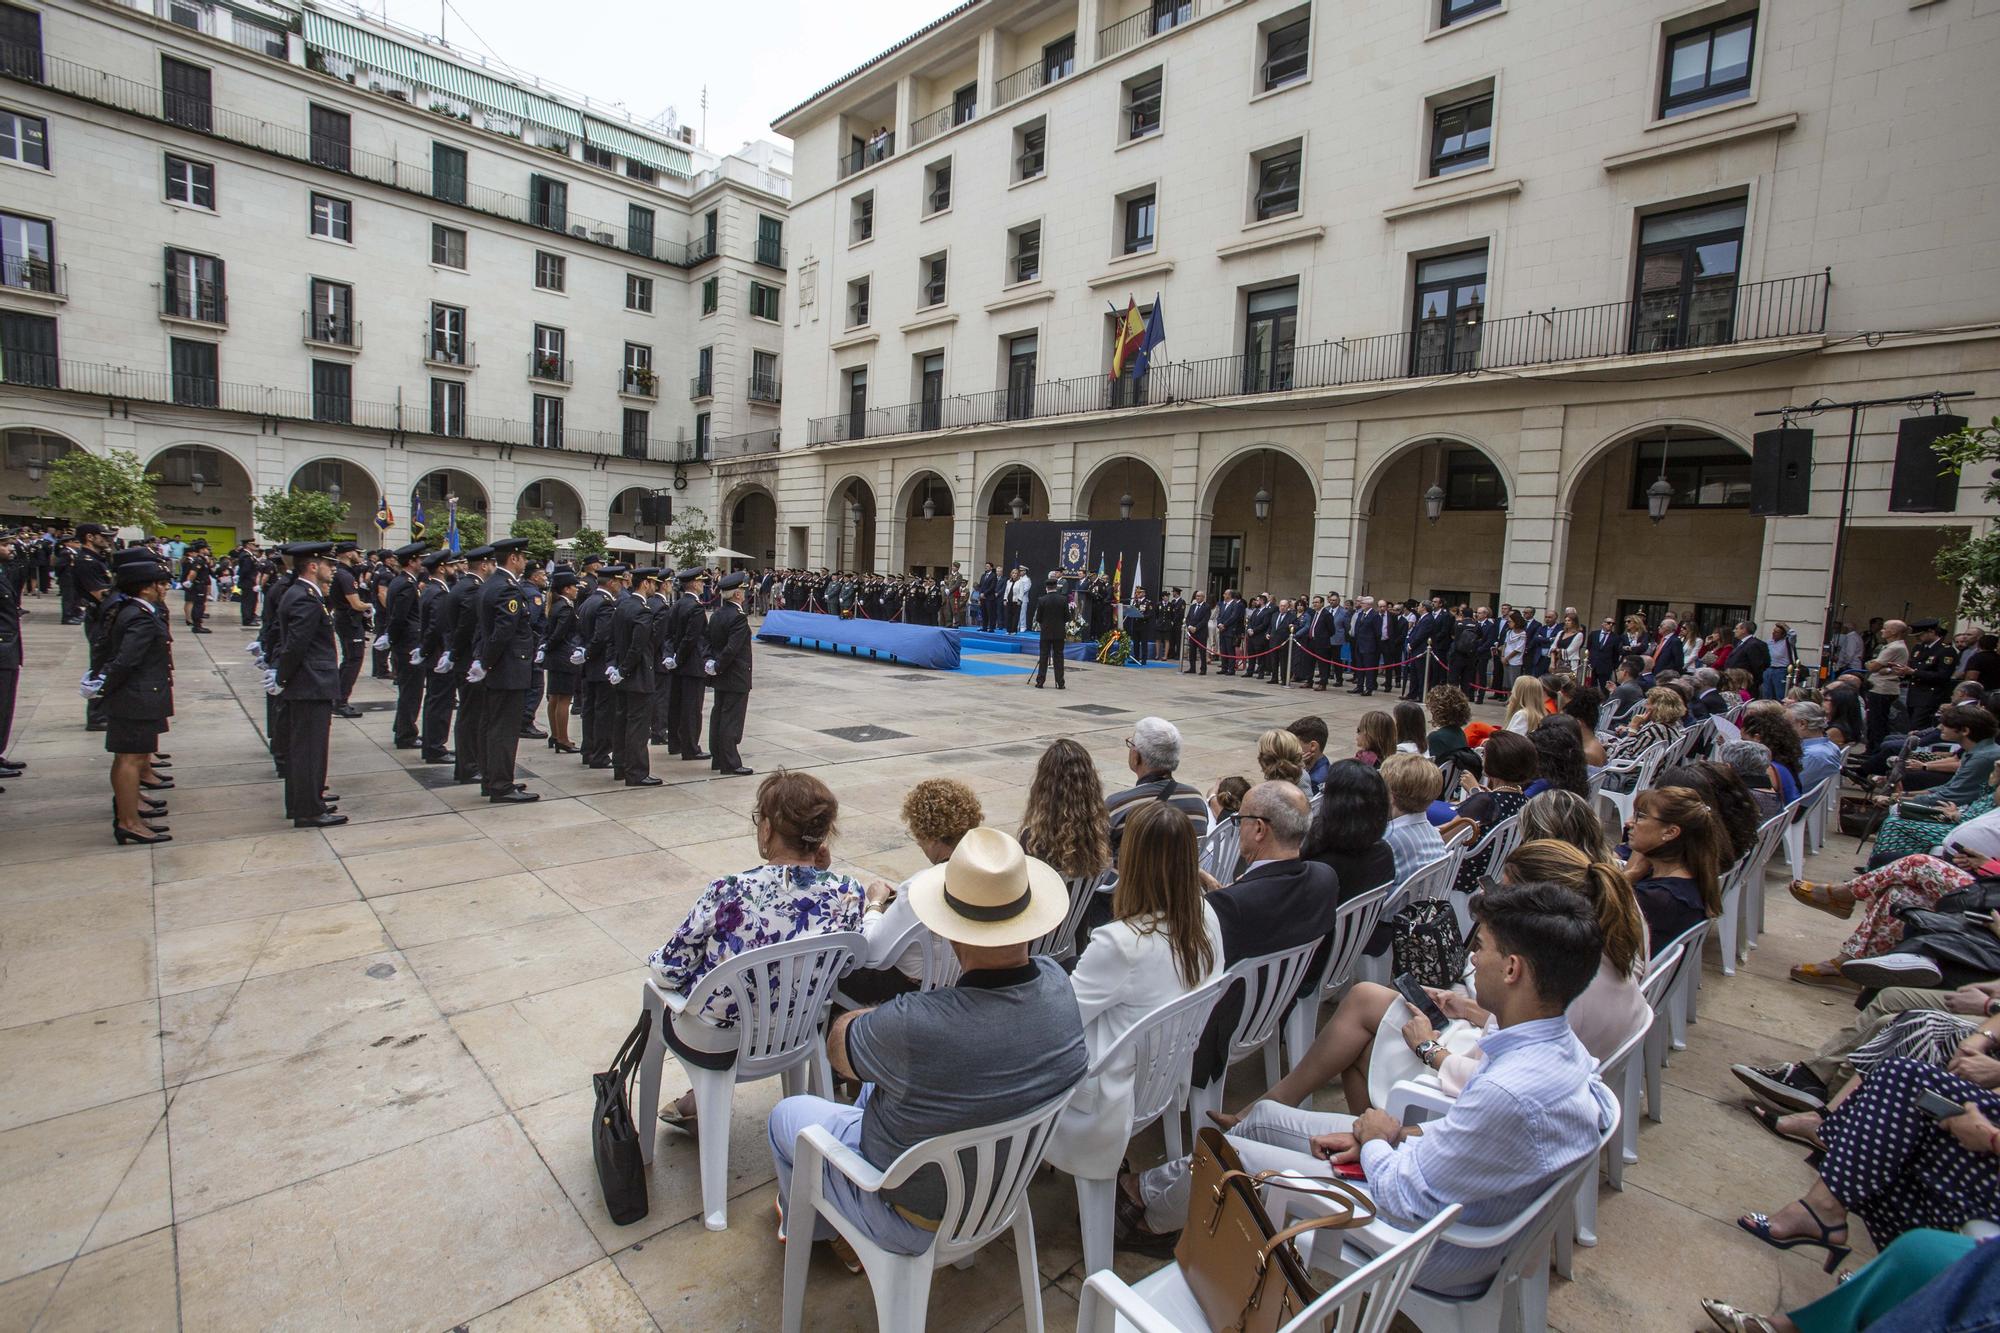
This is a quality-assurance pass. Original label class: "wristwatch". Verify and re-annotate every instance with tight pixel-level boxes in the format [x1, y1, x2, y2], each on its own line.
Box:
[1414, 1039, 1445, 1070]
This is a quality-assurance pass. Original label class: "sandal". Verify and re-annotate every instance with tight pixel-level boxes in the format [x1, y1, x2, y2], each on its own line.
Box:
[1737, 1198, 1851, 1273]
[1701, 1299, 1781, 1333]
[1789, 960, 1859, 990]
[657, 1095, 699, 1138]
[1746, 1103, 1824, 1151]
[1788, 880, 1854, 919]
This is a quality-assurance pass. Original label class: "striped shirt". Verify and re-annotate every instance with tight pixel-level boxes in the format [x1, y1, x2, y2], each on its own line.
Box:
[1358, 1016, 1615, 1295]
[1107, 772, 1211, 862]
[1383, 812, 1446, 883]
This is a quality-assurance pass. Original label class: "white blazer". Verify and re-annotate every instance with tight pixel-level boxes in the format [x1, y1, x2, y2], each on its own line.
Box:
[1044, 903, 1226, 1179]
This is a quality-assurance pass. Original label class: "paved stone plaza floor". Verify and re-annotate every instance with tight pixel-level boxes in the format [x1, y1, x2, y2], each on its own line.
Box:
[0, 605, 1872, 1330]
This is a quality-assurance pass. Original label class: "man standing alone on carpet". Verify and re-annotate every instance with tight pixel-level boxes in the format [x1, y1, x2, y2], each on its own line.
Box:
[704, 571, 755, 775]
[1033, 573, 1069, 690]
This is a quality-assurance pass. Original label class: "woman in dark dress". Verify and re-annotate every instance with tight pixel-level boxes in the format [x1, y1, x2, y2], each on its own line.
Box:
[542, 570, 581, 754]
[98, 555, 176, 845]
[1624, 784, 1726, 954]
[1301, 759, 1396, 900]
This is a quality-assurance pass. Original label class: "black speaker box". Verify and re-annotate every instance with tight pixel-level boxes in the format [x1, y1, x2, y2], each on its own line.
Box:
[638, 493, 673, 526]
[1749, 428, 1814, 516]
[1889, 415, 1967, 513]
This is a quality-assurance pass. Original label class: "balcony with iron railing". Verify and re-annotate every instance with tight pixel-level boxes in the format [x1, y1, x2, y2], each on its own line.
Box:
[0, 256, 64, 300]
[690, 371, 713, 400]
[424, 335, 475, 369]
[0, 356, 696, 462]
[907, 104, 957, 148]
[528, 353, 571, 385]
[302, 310, 361, 349]
[994, 54, 1071, 108]
[0, 40, 697, 266]
[687, 230, 720, 264]
[160, 278, 225, 325]
[1098, 0, 1201, 61]
[838, 131, 895, 180]
[620, 367, 658, 398]
[755, 238, 786, 269]
[748, 373, 781, 404]
[711, 428, 781, 459]
[808, 271, 1831, 445]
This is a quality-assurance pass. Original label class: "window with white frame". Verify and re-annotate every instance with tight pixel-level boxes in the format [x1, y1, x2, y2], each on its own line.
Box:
[1252, 143, 1301, 220]
[626, 273, 652, 312]
[165, 154, 213, 208]
[1, 109, 48, 168]
[310, 192, 351, 241]
[1008, 223, 1041, 284]
[534, 249, 565, 292]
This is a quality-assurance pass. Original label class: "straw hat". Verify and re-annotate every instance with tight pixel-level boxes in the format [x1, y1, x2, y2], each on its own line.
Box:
[906, 826, 1069, 948]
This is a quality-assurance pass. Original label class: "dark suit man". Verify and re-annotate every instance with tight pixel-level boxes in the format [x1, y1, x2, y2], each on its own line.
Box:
[1350, 601, 1385, 696]
[1183, 592, 1212, 675]
[1032, 578, 1071, 688]
[1653, 622, 1686, 677]
[670, 569, 711, 761]
[1242, 596, 1274, 680]
[0, 531, 19, 764]
[236, 543, 263, 625]
[276, 545, 343, 828]
[472, 538, 539, 802]
[447, 549, 493, 785]
[1729, 623, 1772, 689]
[1215, 590, 1246, 676]
[610, 567, 661, 785]
[657, 578, 691, 755]
[1404, 606, 1438, 700]
[705, 572, 755, 774]
[576, 569, 624, 768]
[1269, 601, 1302, 687]
[1384, 605, 1409, 691]
[416, 551, 456, 762]
[1588, 619, 1622, 685]
[384, 544, 425, 746]
[1192, 782, 1340, 1088]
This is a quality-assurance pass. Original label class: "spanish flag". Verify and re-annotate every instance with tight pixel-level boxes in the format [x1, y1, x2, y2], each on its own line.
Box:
[1111, 298, 1144, 377]
[1112, 550, 1124, 600]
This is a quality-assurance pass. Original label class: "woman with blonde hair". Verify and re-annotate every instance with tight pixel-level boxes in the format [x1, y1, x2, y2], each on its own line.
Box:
[1019, 737, 1113, 882]
[1518, 788, 1616, 861]
[1258, 727, 1309, 793]
[1606, 685, 1686, 761]
[1049, 800, 1224, 1181]
[1503, 675, 1548, 735]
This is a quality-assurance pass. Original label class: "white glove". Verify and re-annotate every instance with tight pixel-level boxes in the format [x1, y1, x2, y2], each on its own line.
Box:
[663, 655, 677, 671]
[409, 647, 424, 665]
[703, 659, 717, 676]
[373, 633, 390, 650]
[605, 665, 623, 686]
[263, 668, 282, 695]
[77, 672, 104, 699]
[465, 660, 487, 684]
[567, 646, 586, 665]
[248, 642, 265, 664]
[436, 652, 454, 675]
[534, 646, 544, 665]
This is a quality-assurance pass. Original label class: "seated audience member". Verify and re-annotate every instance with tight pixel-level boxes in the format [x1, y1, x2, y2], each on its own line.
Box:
[1734, 981, 2000, 1115]
[1519, 788, 1618, 862]
[1047, 801, 1224, 1182]
[1503, 676, 1548, 735]
[1527, 717, 1591, 798]
[1741, 711, 1806, 803]
[1896, 704, 2000, 807]
[1868, 759, 2000, 862]
[1559, 684, 1611, 765]
[1787, 849, 1993, 989]
[1702, 1230, 2000, 1333]
[1624, 785, 1725, 954]
[1259, 727, 1312, 794]
[1206, 774, 1251, 824]
[1302, 759, 1397, 900]
[1655, 761, 1762, 866]
[1424, 685, 1474, 764]
[1392, 702, 1428, 755]
[1444, 730, 1537, 892]
[1353, 710, 1397, 768]
[1021, 736, 1116, 935]
[768, 827, 1087, 1262]
[850, 779, 984, 1002]
[1605, 655, 1649, 727]
[1790, 701, 1844, 793]
[1287, 715, 1331, 793]
[1824, 677, 1866, 749]
[1381, 753, 1448, 881]
[1107, 717, 1210, 861]
[1725, 667, 1757, 702]
[1722, 739, 1786, 818]
[1606, 687, 1685, 761]
[1689, 667, 1731, 720]
[651, 772, 866, 1130]
[1120, 881, 1616, 1296]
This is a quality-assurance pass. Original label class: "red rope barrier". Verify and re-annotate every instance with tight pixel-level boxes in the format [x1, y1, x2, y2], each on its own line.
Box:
[1185, 628, 1436, 670]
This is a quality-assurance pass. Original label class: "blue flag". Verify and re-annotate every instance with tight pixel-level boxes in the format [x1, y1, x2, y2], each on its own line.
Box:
[445, 498, 460, 555]
[409, 493, 427, 540]
[1134, 296, 1166, 378]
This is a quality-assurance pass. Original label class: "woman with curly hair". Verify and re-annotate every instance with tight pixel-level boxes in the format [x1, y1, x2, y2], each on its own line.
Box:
[1528, 716, 1590, 797]
[1020, 737, 1113, 882]
[1741, 710, 1805, 803]
[847, 777, 986, 1003]
[1424, 684, 1473, 763]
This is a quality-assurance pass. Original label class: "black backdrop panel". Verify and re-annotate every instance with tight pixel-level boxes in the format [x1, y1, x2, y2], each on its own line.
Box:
[1002, 520, 1167, 596]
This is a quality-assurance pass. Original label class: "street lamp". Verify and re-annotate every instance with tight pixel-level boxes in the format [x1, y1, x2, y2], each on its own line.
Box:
[1119, 492, 1134, 520]
[327, 480, 342, 506]
[190, 467, 206, 496]
[1646, 425, 1673, 524]
[542, 500, 556, 521]
[1423, 484, 1445, 524]
[922, 479, 936, 520]
[1252, 487, 1271, 522]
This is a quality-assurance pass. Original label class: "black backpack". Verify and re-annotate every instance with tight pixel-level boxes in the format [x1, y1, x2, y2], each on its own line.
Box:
[1452, 622, 1483, 657]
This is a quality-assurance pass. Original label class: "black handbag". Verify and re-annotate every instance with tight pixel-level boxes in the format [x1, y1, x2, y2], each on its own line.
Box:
[593, 1010, 652, 1227]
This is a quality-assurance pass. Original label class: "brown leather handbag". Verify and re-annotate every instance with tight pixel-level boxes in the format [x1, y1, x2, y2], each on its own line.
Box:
[1174, 1127, 1377, 1333]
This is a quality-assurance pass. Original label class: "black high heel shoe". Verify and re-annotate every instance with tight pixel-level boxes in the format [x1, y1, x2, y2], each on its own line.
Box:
[1737, 1199, 1850, 1273]
[551, 740, 579, 754]
[113, 824, 172, 845]
[140, 777, 175, 791]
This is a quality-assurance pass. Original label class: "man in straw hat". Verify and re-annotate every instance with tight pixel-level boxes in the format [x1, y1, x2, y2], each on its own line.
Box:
[766, 826, 1087, 1264]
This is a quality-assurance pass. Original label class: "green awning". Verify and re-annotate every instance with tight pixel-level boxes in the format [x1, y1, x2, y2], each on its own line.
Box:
[584, 117, 692, 178]
[302, 11, 418, 80]
[524, 93, 583, 138]
[412, 51, 525, 117]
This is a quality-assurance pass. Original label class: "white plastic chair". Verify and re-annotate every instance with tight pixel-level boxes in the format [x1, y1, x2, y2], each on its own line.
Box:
[779, 1090, 1073, 1333]
[1644, 922, 1711, 1128]
[1783, 778, 1834, 881]
[1199, 818, 1242, 885]
[1556, 1014, 1650, 1273]
[1070, 980, 1227, 1275]
[1282, 884, 1391, 1075]
[837, 919, 959, 1010]
[638, 930, 863, 1231]
[1724, 810, 1791, 971]
[1357, 847, 1463, 986]
[1619, 945, 1683, 1174]
[1450, 815, 1523, 938]
[1315, 1081, 1620, 1333]
[1032, 869, 1113, 962]
[1076, 1201, 1460, 1333]
[1595, 740, 1668, 829]
[1186, 940, 1326, 1129]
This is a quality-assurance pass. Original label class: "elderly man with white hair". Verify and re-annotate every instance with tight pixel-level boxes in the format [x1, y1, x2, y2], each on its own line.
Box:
[1790, 701, 1843, 793]
[1076, 716, 1214, 937]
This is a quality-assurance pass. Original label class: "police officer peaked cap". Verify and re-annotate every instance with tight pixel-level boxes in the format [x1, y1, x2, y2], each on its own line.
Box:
[551, 570, 579, 589]
[419, 550, 447, 570]
[281, 541, 335, 559]
[110, 547, 157, 566]
[331, 540, 360, 555]
[632, 566, 664, 580]
[718, 572, 748, 591]
[675, 567, 706, 583]
[392, 541, 428, 560]
[1911, 618, 1942, 632]
[581, 553, 604, 566]
[75, 522, 108, 536]
[115, 560, 171, 587]
[598, 564, 629, 577]
[462, 545, 495, 561]
[489, 537, 530, 555]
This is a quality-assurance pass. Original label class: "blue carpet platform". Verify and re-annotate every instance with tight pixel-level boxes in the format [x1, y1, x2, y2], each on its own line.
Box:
[756, 611, 962, 669]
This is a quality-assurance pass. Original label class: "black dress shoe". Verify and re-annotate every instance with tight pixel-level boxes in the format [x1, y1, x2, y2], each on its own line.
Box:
[394, 741, 421, 750]
[293, 813, 348, 828]
[625, 775, 663, 786]
[154, 753, 171, 761]
[0, 757, 23, 769]
[140, 777, 175, 791]
[488, 789, 540, 803]
[520, 726, 548, 739]
[585, 759, 612, 769]
[334, 706, 363, 719]
[682, 751, 711, 762]
[321, 792, 339, 803]
[718, 767, 754, 777]
[192, 626, 212, 634]
[421, 751, 453, 764]
[551, 741, 579, 754]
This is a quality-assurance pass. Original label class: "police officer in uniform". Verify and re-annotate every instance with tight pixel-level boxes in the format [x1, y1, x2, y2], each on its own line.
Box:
[329, 541, 371, 719]
[253, 545, 300, 772]
[235, 540, 263, 626]
[519, 563, 550, 740]
[610, 566, 661, 785]
[415, 549, 457, 763]
[704, 571, 754, 775]
[543, 568, 582, 754]
[180, 540, 214, 634]
[668, 568, 710, 761]
[576, 564, 624, 769]
[96, 551, 176, 843]
[446, 546, 493, 786]
[1906, 619, 1958, 730]
[471, 537, 539, 803]
[369, 548, 396, 678]
[0, 529, 20, 777]
[646, 571, 675, 746]
[273, 543, 346, 828]
[384, 542, 427, 746]
[72, 524, 113, 729]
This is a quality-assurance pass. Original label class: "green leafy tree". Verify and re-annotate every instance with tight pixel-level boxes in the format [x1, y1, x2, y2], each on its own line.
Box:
[570, 526, 609, 561]
[428, 510, 487, 553]
[43, 449, 160, 531]
[509, 516, 558, 563]
[661, 505, 717, 570]
[1931, 416, 2000, 623]
[252, 488, 348, 543]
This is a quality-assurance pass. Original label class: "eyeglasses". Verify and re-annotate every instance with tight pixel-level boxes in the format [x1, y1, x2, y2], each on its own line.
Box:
[1226, 813, 1270, 827]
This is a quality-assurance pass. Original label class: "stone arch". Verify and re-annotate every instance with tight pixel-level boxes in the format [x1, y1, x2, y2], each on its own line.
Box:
[893, 467, 957, 576]
[288, 456, 383, 539]
[141, 437, 257, 489]
[409, 468, 490, 521]
[1356, 431, 1516, 513]
[1073, 454, 1169, 521]
[1354, 434, 1512, 608]
[2, 425, 83, 524]
[1559, 416, 1753, 515]
[825, 474, 878, 572]
[607, 485, 652, 536]
[720, 480, 779, 570]
[146, 443, 257, 546]
[974, 459, 1052, 518]
[1196, 442, 1322, 519]
[514, 476, 587, 536]
[1199, 446, 1320, 598]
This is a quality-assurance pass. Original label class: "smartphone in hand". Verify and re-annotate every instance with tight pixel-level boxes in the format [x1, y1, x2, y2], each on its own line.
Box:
[1393, 972, 1450, 1029]
[1917, 1088, 1967, 1120]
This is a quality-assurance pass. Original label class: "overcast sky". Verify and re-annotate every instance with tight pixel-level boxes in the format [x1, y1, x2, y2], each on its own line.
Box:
[373, 0, 953, 154]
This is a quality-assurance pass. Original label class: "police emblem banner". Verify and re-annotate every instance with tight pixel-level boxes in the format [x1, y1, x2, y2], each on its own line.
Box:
[1058, 529, 1092, 576]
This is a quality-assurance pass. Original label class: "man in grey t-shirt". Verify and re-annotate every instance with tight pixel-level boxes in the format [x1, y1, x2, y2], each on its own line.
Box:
[768, 827, 1086, 1257]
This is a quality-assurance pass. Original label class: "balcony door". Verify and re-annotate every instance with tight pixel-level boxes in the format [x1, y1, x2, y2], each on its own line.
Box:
[1411, 249, 1486, 375]
[1631, 199, 1745, 353]
[1242, 285, 1297, 394]
[846, 367, 868, 441]
[1006, 334, 1037, 420]
[919, 352, 943, 430]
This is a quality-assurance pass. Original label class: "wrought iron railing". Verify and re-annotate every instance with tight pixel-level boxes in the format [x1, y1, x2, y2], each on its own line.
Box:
[807, 271, 1831, 445]
[755, 239, 786, 269]
[690, 372, 712, 399]
[1, 256, 62, 296]
[0, 40, 694, 266]
[907, 104, 956, 147]
[160, 277, 224, 324]
[302, 310, 360, 348]
[1098, 0, 1198, 61]
[748, 374, 781, 404]
[995, 55, 1070, 107]
[528, 353, 571, 384]
[711, 428, 781, 459]
[621, 368, 657, 397]
[687, 230, 719, 263]
[838, 131, 895, 180]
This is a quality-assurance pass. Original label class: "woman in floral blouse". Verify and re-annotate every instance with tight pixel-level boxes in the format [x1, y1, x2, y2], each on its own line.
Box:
[648, 770, 865, 1132]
